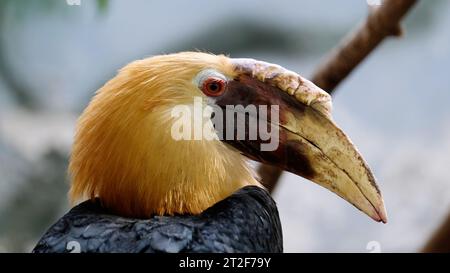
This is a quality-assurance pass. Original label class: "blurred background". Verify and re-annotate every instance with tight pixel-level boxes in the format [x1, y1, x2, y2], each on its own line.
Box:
[0, 0, 449, 252]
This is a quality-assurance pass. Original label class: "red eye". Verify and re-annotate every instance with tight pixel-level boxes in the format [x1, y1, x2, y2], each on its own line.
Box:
[201, 78, 226, 97]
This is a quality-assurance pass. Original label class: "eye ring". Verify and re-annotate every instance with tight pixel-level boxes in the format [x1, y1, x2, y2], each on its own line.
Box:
[201, 77, 227, 97]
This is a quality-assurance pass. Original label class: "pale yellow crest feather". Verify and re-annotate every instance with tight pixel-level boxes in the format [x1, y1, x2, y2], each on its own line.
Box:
[69, 52, 260, 217]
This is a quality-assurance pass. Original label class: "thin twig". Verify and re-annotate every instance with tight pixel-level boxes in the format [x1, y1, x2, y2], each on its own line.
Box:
[258, 0, 418, 192]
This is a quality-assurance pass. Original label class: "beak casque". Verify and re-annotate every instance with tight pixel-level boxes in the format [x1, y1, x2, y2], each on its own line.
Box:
[212, 58, 387, 223]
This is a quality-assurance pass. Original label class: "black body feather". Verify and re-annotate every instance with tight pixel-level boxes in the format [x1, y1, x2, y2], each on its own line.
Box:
[32, 186, 283, 253]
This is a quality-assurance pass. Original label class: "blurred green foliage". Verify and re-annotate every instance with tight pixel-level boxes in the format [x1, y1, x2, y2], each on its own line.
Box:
[0, 0, 108, 19]
[0, 0, 109, 109]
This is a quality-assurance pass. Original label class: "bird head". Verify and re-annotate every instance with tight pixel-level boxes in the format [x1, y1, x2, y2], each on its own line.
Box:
[69, 52, 387, 223]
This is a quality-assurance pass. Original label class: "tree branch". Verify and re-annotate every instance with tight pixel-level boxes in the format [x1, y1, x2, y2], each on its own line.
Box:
[421, 212, 450, 253]
[258, 0, 418, 192]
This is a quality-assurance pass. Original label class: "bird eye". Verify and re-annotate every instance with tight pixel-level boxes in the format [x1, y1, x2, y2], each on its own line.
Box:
[201, 78, 226, 97]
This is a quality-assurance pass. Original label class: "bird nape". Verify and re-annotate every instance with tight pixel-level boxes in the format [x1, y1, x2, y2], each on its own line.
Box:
[33, 52, 387, 253]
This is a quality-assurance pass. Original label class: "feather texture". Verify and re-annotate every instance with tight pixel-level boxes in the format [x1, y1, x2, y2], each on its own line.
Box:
[33, 186, 282, 253]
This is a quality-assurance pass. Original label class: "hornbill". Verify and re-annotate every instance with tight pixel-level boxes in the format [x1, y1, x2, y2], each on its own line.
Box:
[33, 52, 387, 253]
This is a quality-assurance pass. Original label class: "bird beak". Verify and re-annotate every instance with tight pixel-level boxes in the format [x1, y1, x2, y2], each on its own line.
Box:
[212, 58, 387, 223]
